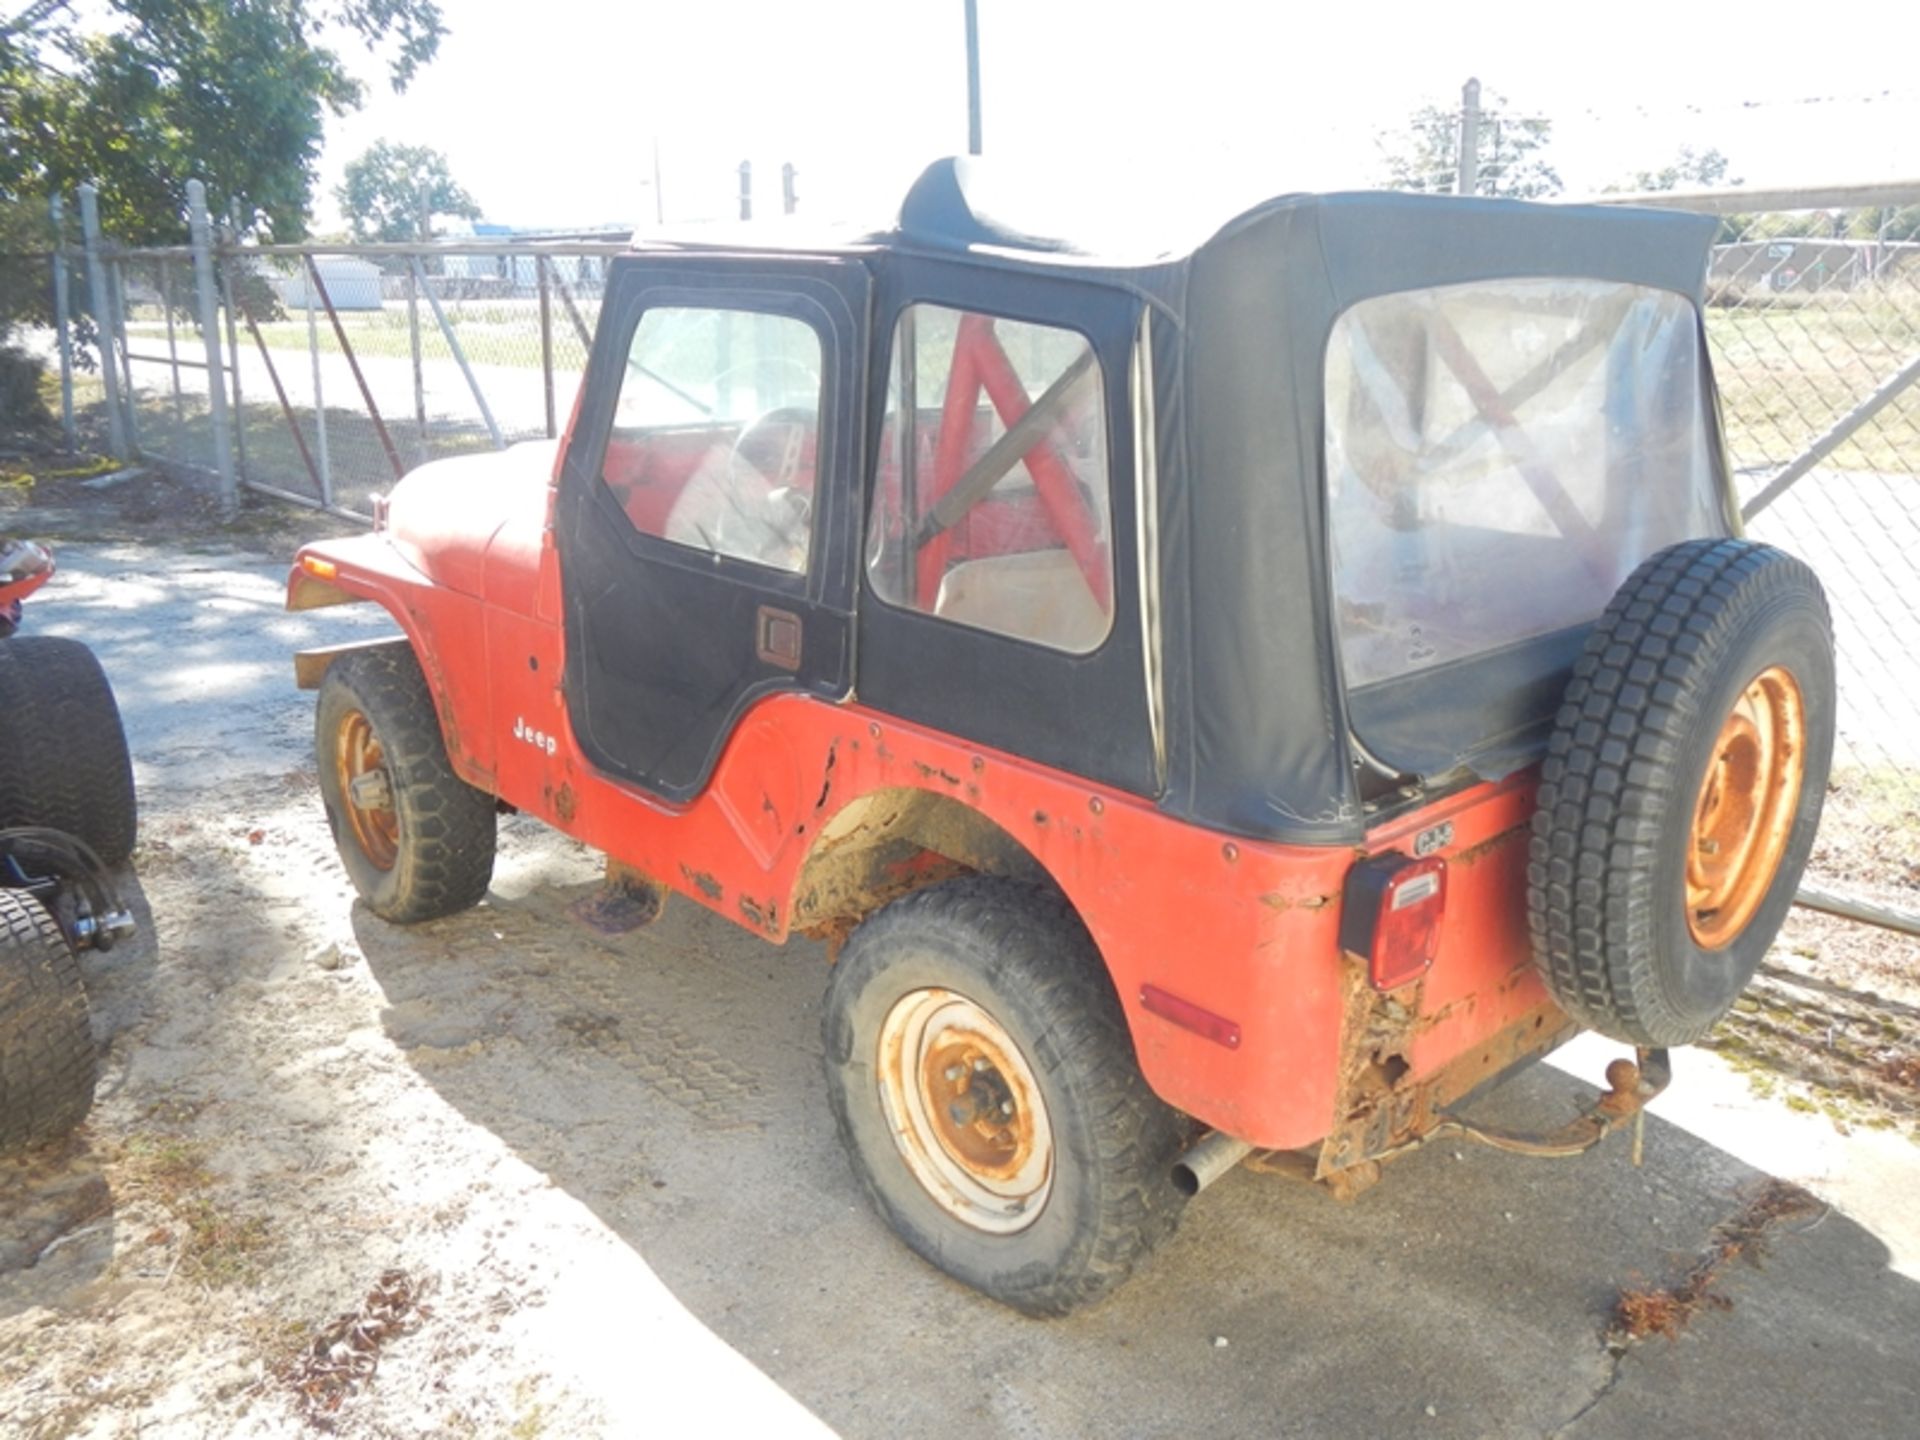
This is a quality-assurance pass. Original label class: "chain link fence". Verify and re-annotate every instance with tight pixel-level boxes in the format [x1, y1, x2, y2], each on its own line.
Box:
[106, 238, 621, 518]
[13, 182, 1920, 934]
[1614, 185, 1920, 934]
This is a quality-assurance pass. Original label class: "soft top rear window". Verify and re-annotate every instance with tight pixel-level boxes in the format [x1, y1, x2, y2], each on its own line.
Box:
[1326, 279, 1726, 691]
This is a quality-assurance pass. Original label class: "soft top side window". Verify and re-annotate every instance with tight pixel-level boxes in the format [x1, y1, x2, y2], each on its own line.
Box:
[599, 306, 823, 575]
[865, 304, 1114, 654]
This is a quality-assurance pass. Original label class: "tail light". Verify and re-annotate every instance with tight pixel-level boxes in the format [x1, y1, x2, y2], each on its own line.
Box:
[1339, 852, 1448, 992]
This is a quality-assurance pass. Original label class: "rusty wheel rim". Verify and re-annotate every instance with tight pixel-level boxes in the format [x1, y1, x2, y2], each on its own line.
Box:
[1686, 665, 1806, 950]
[335, 709, 400, 873]
[876, 988, 1053, 1234]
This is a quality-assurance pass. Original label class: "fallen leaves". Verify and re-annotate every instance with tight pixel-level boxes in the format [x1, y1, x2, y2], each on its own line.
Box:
[1610, 1178, 1825, 1345]
[279, 1268, 432, 1424]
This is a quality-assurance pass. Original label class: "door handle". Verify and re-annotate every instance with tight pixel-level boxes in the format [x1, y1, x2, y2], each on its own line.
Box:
[756, 605, 803, 670]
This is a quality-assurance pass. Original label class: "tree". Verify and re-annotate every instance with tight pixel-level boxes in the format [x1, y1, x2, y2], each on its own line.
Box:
[0, 1, 448, 248]
[1379, 89, 1562, 200]
[1845, 205, 1920, 244]
[336, 142, 480, 243]
[1625, 146, 1739, 193]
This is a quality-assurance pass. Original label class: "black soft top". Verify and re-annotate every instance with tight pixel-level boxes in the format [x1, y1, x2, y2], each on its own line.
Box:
[644, 161, 1727, 844]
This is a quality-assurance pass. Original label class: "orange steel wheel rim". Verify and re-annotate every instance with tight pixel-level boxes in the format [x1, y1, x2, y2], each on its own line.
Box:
[335, 709, 400, 872]
[1686, 666, 1805, 949]
[876, 988, 1054, 1234]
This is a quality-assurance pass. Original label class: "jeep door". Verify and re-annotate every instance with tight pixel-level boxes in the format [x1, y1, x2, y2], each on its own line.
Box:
[555, 255, 869, 802]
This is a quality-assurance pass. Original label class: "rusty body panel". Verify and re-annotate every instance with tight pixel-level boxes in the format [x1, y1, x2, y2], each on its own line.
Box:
[291, 511, 1583, 1151]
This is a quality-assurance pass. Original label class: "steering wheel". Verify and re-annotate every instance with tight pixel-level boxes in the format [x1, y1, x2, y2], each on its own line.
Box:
[700, 406, 817, 571]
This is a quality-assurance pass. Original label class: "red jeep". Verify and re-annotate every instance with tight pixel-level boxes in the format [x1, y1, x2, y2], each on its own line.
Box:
[289, 161, 1833, 1314]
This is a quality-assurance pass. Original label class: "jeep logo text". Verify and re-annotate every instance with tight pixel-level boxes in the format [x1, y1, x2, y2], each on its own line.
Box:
[513, 716, 557, 757]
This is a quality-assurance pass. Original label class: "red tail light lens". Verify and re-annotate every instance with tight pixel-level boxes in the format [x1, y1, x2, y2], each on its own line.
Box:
[1338, 852, 1448, 992]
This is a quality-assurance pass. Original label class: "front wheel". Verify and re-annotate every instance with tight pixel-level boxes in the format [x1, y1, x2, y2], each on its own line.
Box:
[315, 648, 496, 924]
[821, 878, 1187, 1316]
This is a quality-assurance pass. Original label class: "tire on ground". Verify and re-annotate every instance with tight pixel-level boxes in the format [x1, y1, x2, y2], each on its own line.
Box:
[821, 876, 1187, 1316]
[0, 635, 139, 864]
[1528, 539, 1835, 1047]
[0, 888, 98, 1154]
[315, 646, 496, 924]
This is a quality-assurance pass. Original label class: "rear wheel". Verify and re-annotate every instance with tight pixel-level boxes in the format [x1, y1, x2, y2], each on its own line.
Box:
[0, 888, 97, 1154]
[315, 648, 496, 924]
[0, 635, 138, 864]
[822, 878, 1186, 1316]
[1528, 539, 1835, 1046]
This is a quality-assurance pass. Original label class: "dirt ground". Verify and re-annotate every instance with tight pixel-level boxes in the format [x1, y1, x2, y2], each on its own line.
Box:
[1, 457, 1917, 1439]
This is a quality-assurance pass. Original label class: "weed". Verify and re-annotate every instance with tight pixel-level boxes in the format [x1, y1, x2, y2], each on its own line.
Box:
[106, 1131, 273, 1286]
[1609, 1179, 1824, 1346]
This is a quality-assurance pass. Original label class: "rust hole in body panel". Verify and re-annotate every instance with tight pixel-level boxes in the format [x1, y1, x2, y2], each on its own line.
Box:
[681, 865, 723, 901]
[738, 894, 776, 932]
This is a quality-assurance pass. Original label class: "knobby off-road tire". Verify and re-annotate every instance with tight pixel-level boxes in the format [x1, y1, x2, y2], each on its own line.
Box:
[0, 888, 98, 1154]
[315, 647, 496, 924]
[1528, 539, 1835, 1047]
[0, 635, 139, 865]
[822, 877, 1187, 1316]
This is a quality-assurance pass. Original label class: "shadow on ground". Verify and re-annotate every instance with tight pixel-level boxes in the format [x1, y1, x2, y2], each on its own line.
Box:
[354, 873, 1920, 1439]
[0, 865, 157, 1318]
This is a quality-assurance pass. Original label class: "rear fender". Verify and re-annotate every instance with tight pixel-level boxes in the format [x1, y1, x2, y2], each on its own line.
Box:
[789, 787, 1048, 939]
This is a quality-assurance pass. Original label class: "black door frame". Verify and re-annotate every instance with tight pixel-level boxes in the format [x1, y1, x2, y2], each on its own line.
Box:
[853, 256, 1158, 798]
[556, 254, 871, 803]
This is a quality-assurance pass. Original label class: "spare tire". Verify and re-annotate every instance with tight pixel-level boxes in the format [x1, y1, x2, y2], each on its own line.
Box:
[0, 635, 139, 864]
[0, 887, 98, 1154]
[1528, 539, 1834, 1047]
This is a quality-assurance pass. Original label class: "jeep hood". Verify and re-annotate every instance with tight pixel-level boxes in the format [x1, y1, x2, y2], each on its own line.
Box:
[383, 440, 560, 600]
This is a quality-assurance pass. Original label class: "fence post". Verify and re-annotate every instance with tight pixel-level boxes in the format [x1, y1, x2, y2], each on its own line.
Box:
[186, 180, 238, 516]
[77, 188, 129, 460]
[537, 255, 556, 438]
[1457, 77, 1481, 197]
[160, 259, 185, 427]
[964, 0, 983, 155]
[109, 260, 139, 451]
[49, 194, 76, 451]
[407, 262, 428, 465]
[221, 203, 248, 487]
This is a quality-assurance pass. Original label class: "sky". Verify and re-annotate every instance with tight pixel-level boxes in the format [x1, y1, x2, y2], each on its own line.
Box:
[311, 0, 1920, 235]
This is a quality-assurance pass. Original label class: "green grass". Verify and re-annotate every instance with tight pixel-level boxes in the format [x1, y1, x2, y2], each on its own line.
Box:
[125, 298, 594, 375]
[1705, 288, 1920, 476]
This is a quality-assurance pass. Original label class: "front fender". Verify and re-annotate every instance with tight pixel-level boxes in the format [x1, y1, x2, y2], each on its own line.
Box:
[287, 536, 498, 789]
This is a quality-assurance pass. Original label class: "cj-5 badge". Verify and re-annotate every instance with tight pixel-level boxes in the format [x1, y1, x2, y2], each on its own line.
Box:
[513, 716, 557, 757]
[1413, 820, 1453, 857]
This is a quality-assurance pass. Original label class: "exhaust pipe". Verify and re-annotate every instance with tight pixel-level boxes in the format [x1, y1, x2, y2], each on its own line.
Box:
[1171, 1132, 1256, 1197]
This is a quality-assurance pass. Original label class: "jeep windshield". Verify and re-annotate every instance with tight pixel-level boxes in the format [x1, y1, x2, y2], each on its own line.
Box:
[1326, 278, 1731, 779]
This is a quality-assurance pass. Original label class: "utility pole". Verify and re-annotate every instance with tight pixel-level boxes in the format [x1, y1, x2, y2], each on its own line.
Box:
[782, 163, 798, 216]
[1457, 77, 1481, 197]
[964, 0, 983, 155]
[652, 136, 665, 226]
[739, 160, 753, 221]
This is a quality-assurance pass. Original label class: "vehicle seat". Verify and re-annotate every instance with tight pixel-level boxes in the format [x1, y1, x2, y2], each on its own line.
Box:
[932, 549, 1108, 653]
